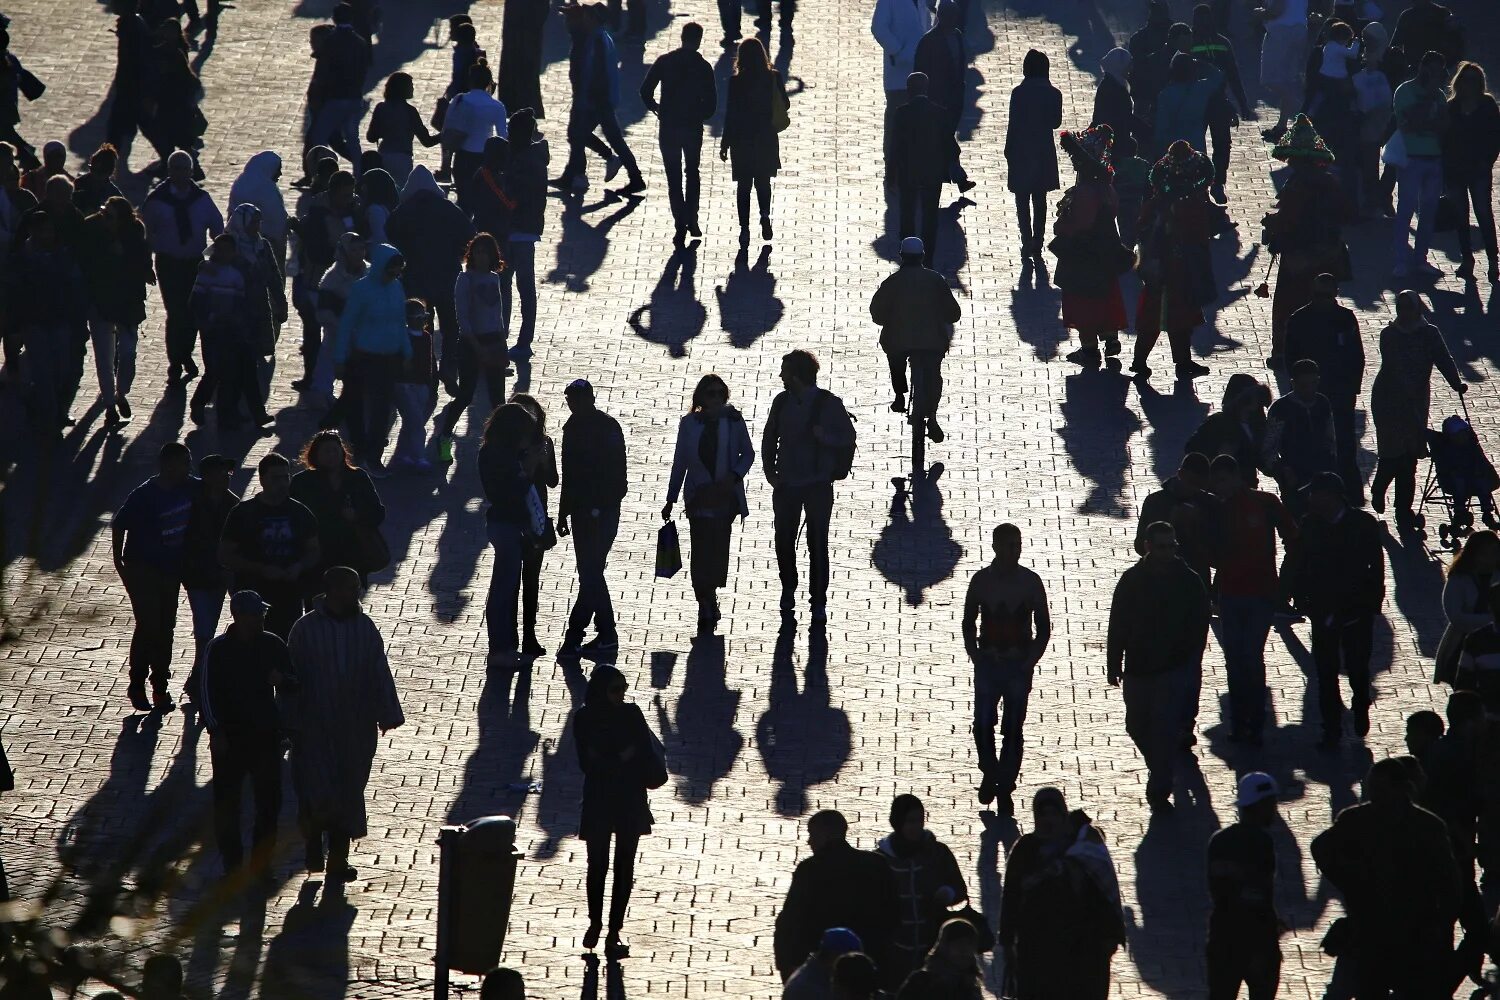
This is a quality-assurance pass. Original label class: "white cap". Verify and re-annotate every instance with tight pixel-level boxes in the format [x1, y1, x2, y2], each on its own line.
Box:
[1236, 772, 1278, 808]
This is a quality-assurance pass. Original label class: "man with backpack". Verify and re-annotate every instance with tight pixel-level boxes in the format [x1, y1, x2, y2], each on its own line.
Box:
[762, 349, 856, 623]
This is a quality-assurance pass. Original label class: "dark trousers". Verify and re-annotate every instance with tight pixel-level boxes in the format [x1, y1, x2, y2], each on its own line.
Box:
[771, 481, 834, 610]
[499, 240, 538, 352]
[1123, 669, 1186, 806]
[717, 0, 742, 39]
[1328, 391, 1362, 495]
[565, 505, 620, 647]
[1372, 453, 1419, 517]
[261, 584, 304, 642]
[1312, 613, 1373, 739]
[156, 253, 202, 370]
[1451, 171, 1498, 261]
[565, 103, 638, 181]
[754, 0, 794, 27]
[523, 547, 544, 636]
[884, 349, 943, 418]
[688, 514, 733, 606]
[106, 85, 143, 151]
[436, 336, 507, 439]
[735, 176, 772, 229]
[193, 338, 268, 426]
[123, 564, 180, 694]
[1218, 595, 1274, 736]
[1206, 931, 1281, 1000]
[1015, 191, 1047, 253]
[899, 182, 941, 268]
[210, 729, 283, 870]
[453, 149, 483, 211]
[1134, 327, 1194, 368]
[1209, 116, 1231, 187]
[345, 351, 400, 463]
[973, 653, 1033, 795]
[433, 295, 460, 387]
[585, 830, 640, 930]
[25, 324, 86, 431]
[486, 520, 526, 659]
[659, 123, 703, 229]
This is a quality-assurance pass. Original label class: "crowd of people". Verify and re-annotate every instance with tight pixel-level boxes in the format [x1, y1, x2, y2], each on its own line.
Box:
[1, 0, 1500, 996]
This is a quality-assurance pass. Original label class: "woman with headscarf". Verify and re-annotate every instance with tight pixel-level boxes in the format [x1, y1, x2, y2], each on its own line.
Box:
[292, 429, 387, 590]
[877, 794, 968, 985]
[721, 37, 790, 245]
[79, 195, 154, 425]
[1370, 289, 1466, 531]
[358, 167, 400, 246]
[574, 664, 665, 961]
[1092, 48, 1145, 146]
[229, 150, 289, 271]
[895, 918, 983, 1000]
[1133, 141, 1216, 381]
[1005, 50, 1062, 264]
[225, 202, 287, 358]
[1050, 125, 1131, 366]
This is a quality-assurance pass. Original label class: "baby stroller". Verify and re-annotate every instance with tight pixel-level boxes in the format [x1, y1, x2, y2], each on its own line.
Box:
[1421, 406, 1500, 550]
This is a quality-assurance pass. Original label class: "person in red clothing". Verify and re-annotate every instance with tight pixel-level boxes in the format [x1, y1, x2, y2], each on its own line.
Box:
[1209, 453, 1298, 745]
[1132, 140, 1216, 381]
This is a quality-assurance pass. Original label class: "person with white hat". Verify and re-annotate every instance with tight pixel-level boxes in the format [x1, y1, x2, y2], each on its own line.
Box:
[1205, 772, 1282, 1000]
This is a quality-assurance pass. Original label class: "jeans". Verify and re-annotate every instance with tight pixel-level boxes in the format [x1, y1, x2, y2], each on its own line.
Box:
[89, 317, 138, 408]
[311, 321, 339, 401]
[210, 729, 283, 871]
[1217, 595, 1275, 736]
[25, 324, 86, 431]
[972, 652, 1033, 795]
[310, 98, 364, 173]
[564, 505, 620, 647]
[486, 519, 526, 660]
[1393, 154, 1442, 266]
[771, 481, 834, 610]
[1123, 669, 1187, 806]
[1016, 191, 1047, 253]
[523, 547, 544, 637]
[717, 0, 742, 39]
[436, 336, 508, 439]
[346, 351, 401, 464]
[184, 586, 226, 699]
[1372, 453, 1420, 518]
[123, 563, 181, 694]
[659, 123, 704, 229]
[1450, 170, 1498, 261]
[884, 349, 943, 419]
[565, 103, 639, 182]
[1206, 931, 1281, 1000]
[585, 830, 640, 930]
[391, 382, 430, 464]
[898, 182, 941, 268]
[500, 240, 538, 352]
[156, 253, 201, 370]
[1311, 612, 1373, 739]
[688, 514, 734, 607]
[735, 176, 772, 230]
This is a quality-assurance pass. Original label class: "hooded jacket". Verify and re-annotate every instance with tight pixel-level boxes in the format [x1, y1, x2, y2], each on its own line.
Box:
[317, 232, 368, 329]
[335, 243, 412, 364]
[871, 0, 933, 92]
[228, 151, 288, 243]
[385, 166, 477, 299]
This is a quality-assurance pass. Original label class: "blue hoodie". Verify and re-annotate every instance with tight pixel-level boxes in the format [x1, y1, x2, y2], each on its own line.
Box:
[335, 243, 412, 365]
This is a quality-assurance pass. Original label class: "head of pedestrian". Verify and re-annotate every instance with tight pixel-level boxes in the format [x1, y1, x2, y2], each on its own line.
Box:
[483, 402, 538, 451]
[564, 378, 597, 414]
[1405, 709, 1444, 759]
[928, 918, 982, 975]
[1290, 358, 1320, 398]
[830, 952, 880, 1000]
[1210, 454, 1241, 496]
[40, 140, 66, 173]
[1191, 3, 1214, 35]
[1022, 49, 1049, 80]
[43, 174, 74, 212]
[691, 373, 730, 418]
[1143, 521, 1179, 563]
[467, 58, 496, 94]
[328, 169, 357, 211]
[889, 793, 928, 847]
[1447, 689, 1485, 740]
[1363, 757, 1417, 808]
[451, 18, 477, 46]
[0, 142, 17, 187]
[1168, 50, 1197, 83]
[1305, 471, 1347, 521]
[1394, 289, 1428, 329]
[207, 232, 237, 266]
[89, 143, 120, 181]
[990, 522, 1022, 569]
[1417, 49, 1447, 87]
[734, 36, 772, 76]
[1177, 451, 1211, 492]
[1031, 786, 1069, 837]
[905, 71, 929, 101]
[406, 297, 432, 334]
[509, 109, 538, 147]
[899, 235, 925, 265]
[1454, 62, 1489, 103]
[229, 590, 270, 635]
[332, 3, 354, 27]
[465, 233, 503, 274]
[159, 442, 193, 487]
[141, 954, 183, 1000]
[816, 928, 863, 967]
[1311, 272, 1339, 306]
[1145, 0, 1170, 26]
[680, 20, 703, 51]
[584, 664, 629, 709]
[302, 429, 357, 475]
[1235, 771, 1279, 826]
[806, 809, 847, 853]
[322, 566, 363, 617]
[199, 453, 236, 493]
[166, 149, 195, 188]
[257, 453, 293, 504]
[479, 967, 525, 1000]
[779, 349, 819, 393]
[1168, 22, 1193, 54]
[372, 246, 405, 284]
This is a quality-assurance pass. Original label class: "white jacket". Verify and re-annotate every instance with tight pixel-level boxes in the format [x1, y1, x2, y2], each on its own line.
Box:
[871, 0, 933, 93]
[666, 408, 756, 518]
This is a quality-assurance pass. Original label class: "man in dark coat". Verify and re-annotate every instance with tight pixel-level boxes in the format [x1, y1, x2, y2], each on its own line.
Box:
[1263, 360, 1338, 519]
[385, 165, 476, 388]
[913, 5, 973, 193]
[1133, 452, 1216, 584]
[1127, 0, 1173, 118]
[640, 22, 717, 244]
[107, 0, 153, 154]
[1285, 274, 1364, 501]
[557, 378, 628, 662]
[870, 234, 960, 441]
[889, 74, 958, 273]
[773, 810, 898, 983]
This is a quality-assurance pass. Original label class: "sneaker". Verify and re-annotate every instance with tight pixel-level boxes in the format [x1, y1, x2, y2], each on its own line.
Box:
[105, 406, 121, 426]
[604, 934, 630, 960]
[890, 394, 907, 413]
[1066, 346, 1102, 366]
[507, 344, 533, 361]
[116, 395, 132, 420]
[687, 220, 702, 238]
[619, 176, 647, 195]
[604, 155, 623, 182]
[1414, 259, 1442, 278]
[761, 217, 773, 241]
[1210, 182, 1227, 205]
[1177, 360, 1211, 378]
[1352, 703, 1371, 737]
[957, 178, 976, 194]
[127, 684, 153, 712]
[523, 634, 547, 657]
[1148, 796, 1175, 816]
[579, 637, 619, 662]
[1102, 336, 1121, 357]
[925, 417, 944, 443]
[153, 691, 176, 713]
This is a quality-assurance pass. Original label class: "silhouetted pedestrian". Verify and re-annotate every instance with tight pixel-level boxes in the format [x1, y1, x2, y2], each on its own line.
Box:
[1206, 772, 1283, 1000]
[1264, 360, 1338, 518]
[913, 4, 973, 192]
[557, 379, 627, 662]
[79, 195, 154, 425]
[512, 392, 557, 655]
[333, 244, 411, 473]
[442, 59, 508, 210]
[307, 4, 372, 175]
[872, 0, 931, 170]
[1436, 530, 1499, 686]
[872, 235, 960, 440]
[558, 5, 643, 194]
[181, 453, 239, 702]
[437, 233, 509, 455]
[366, 73, 438, 188]
[721, 37, 788, 244]
[106, 0, 152, 153]
[0, 26, 43, 169]
[878, 795, 967, 984]
[500, 110, 547, 361]
[291, 430, 386, 589]
[142, 149, 223, 384]
[1133, 141, 1215, 380]
[889, 75, 955, 269]
[1004, 50, 1061, 262]
[1134, 452, 1215, 584]
[218, 453, 321, 640]
[1285, 274, 1365, 500]
[641, 23, 716, 244]
[783, 928, 864, 1000]
[478, 402, 541, 668]
[1443, 61, 1500, 284]
[896, 918, 981, 1000]
[1052, 124, 1130, 364]
[1391, 50, 1450, 279]
[498, 0, 547, 120]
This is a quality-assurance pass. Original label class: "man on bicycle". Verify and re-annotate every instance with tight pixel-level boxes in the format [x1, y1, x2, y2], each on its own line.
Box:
[870, 236, 961, 443]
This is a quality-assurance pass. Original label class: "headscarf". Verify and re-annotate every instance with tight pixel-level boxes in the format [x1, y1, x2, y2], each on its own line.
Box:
[228, 150, 286, 239]
[1271, 114, 1334, 164]
[358, 167, 400, 210]
[303, 145, 338, 194]
[582, 664, 627, 711]
[889, 793, 925, 830]
[227, 203, 262, 263]
[1361, 22, 1388, 68]
[400, 164, 444, 204]
[1100, 47, 1131, 86]
[1065, 821, 1124, 935]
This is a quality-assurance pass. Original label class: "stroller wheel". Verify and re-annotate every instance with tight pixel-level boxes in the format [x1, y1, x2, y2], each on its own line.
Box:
[1485, 508, 1500, 531]
[1440, 524, 1455, 548]
[1414, 513, 1427, 530]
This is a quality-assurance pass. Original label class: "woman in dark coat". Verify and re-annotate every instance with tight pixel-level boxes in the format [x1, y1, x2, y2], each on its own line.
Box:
[721, 37, 790, 245]
[574, 664, 666, 961]
[291, 430, 388, 588]
[1051, 125, 1130, 366]
[1443, 62, 1500, 284]
[877, 794, 968, 985]
[1092, 47, 1144, 146]
[498, 0, 547, 119]
[80, 195, 154, 424]
[1003, 49, 1062, 262]
[1133, 140, 1215, 381]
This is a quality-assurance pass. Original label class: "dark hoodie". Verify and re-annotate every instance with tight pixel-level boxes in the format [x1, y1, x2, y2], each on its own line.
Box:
[573, 664, 663, 839]
[467, 135, 515, 240]
[384, 165, 476, 301]
[878, 800, 968, 983]
[1184, 373, 1269, 481]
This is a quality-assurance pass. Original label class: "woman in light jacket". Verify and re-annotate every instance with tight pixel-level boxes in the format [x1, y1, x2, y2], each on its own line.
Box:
[1436, 529, 1500, 685]
[661, 374, 755, 631]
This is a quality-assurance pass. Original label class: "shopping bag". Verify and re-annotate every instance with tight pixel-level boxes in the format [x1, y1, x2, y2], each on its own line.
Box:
[655, 521, 682, 579]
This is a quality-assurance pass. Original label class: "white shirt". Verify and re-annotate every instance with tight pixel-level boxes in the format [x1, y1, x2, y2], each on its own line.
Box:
[1319, 40, 1359, 79]
[445, 89, 509, 154]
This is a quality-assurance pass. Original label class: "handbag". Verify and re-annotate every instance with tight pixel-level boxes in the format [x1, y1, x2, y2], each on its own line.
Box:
[771, 84, 790, 134]
[951, 903, 995, 953]
[431, 94, 451, 130]
[522, 485, 557, 553]
[655, 521, 682, 579]
[643, 727, 669, 789]
[353, 522, 391, 574]
[1381, 129, 1408, 168]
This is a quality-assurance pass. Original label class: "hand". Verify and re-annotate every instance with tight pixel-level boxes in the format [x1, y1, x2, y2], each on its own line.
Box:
[557, 515, 571, 537]
[719, 147, 729, 162]
[1108, 669, 1122, 687]
[1458, 382, 1469, 395]
[661, 502, 672, 521]
[934, 886, 956, 906]
[341, 505, 359, 522]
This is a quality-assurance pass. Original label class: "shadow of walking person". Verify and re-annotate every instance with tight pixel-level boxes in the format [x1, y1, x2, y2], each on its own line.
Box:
[715, 244, 783, 349]
[628, 246, 706, 358]
[1010, 259, 1065, 362]
[1057, 369, 1141, 517]
[257, 880, 355, 1000]
[755, 620, 851, 816]
[446, 665, 541, 826]
[652, 634, 743, 806]
[533, 658, 589, 860]
[549, 192, 641, 293]
[872, 462, 963, 607]
[1136, 378, 1209, 484]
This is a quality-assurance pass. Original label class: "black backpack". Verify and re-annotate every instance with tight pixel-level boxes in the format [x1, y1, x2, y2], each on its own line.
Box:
[809, 389, 856, 482]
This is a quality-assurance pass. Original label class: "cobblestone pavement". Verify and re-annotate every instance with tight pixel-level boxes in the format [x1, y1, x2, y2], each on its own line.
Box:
[3, 0, 1500, 996]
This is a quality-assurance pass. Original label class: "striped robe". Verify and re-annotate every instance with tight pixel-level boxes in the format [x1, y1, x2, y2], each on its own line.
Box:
[286, 603, 405, 840]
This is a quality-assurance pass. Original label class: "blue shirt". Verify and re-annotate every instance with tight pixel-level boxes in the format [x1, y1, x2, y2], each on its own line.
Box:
[116, 475, 199, 571]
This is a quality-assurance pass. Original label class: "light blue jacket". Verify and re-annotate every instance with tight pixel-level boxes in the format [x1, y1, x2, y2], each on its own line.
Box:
[335, 243, 412, 365]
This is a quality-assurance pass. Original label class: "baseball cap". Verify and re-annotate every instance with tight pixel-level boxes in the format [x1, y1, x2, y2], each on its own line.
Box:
[230, 590, 271, 615]
[1236, 771, 1278, 809]
[1305, 471, 1345, 497]
[900, 236, 924, 256]
[200, 454, 238, 474]
[819, 927, 863, 956]
[565, 378, 594, 395]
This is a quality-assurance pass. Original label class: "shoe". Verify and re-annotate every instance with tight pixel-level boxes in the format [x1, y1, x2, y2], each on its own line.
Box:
[548, 174, 572, 189]
[105, 406, 121, 426]
[184, 360, 200, 381]
[810, 605, 827, 624]
[570, 175, 590, 193]
[1148, 796, 1175, 815]
[1371, 489, 1386, 515]
[556, 645, 583, 664]
[116, 395, 132, 420]
[1458, 254, 1476, 277]
[1102, 336, 1121, 357]
[255, 411, 275, 426]
[508, 345, 534, 361]
[925, 417, 944, 443]
[1177, 360, 1211, 378]
[153, 691, 176, 712]
[1271, 603, 1305, 625]
[779, 588, 795, 614]
[1352, 703, 1371, 737]
[1414, 259, 1442, 278]
[127, 684, 153, 712]
[890, 394, 906, 413]
[739, 226, 751, 246]
[291, 377, 310, 391]
[619, 176, 647, 195]
[167, 365, 183, 386]
[977, 777, 995, 805]
[579, 637, 619, 662]
[1210, 182, 1227, 205]
[604, 155, 623, 182]
[957, 178, 977, 194]
[522, 633, 547, 657]
[306, 840, 326, 873]
[673, 225, 686, 247]
[1066, 346, 1102, 366]
[604, 934, 630, 960]
[583, 923, 602, 950]
[1395, 508, 1419, 532]
[761, 218, 773, 241]
[687, 220, 702, 238]
[1260, 122, 1287, 142]
[328, 864, 358, 883]
[1181, 731, 1198, 750]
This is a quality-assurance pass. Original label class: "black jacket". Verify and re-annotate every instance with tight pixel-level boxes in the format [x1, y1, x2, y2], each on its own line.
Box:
[640, 47, 717, 129]
[1312, 799, 1461, 936]
[1107, 556, 1211, 677]
[311, 25, 371, 102]
[479, 439, 532, 525]
[890, 95, 958, 188]
[1133, 478, 1216, 582]
[200, 628, 294, 734]
[773, 840, 899, 979]
[1288, 506, 1384, 618]
[1286, 302, 1363, 399]
[1264, 392, 1337, 483]
[502, 137, 550, 237]
[559, 408, 627, 518]
[385, 189, 477, 300]
[913, 26, 966, 119]
[1091, 75, 1143, 145]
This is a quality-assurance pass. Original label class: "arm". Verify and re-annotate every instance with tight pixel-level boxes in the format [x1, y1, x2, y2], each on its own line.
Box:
[639, 58, 663, 113]
[1429, 327, 1464, 393]
[730, 416, 755, 480]
[557, 429, 575, 521]
[869, 276, 891, 326]
[665, 420, 689, 507]
[1048, 86, 1063, 130]
[1444, 575, 1492, 634]
[1030, 574, 1053, 663]
[816, 395, 856, 448]
[761, 395, 781, 485]
[772, 868, 812, 979]
[110, 514, 128, 574]
[700, 61, 719, 123]
[961, 572, 981, 656]
[1106, 574, 1129, 683]
[366, 102, 384, 143]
